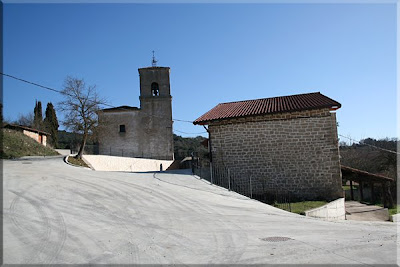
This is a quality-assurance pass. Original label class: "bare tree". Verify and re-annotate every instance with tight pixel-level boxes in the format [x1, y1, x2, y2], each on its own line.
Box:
[58, 76, 106, 159]
[14, 112, 34, 127]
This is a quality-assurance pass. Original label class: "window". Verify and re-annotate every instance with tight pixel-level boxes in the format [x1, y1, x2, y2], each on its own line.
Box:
[119, 125, 126, 133]
[151, 82, 159, 96]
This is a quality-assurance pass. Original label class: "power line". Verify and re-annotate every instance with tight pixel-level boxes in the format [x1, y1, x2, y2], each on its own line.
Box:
[1, 72, 196, 124]
[2, 72, 68, 95]
[338, 134, 398, 155]
[173, 118, 194, 123]
[1, 72, 117, 109]
[174, 129, 207, 135]
[6, 73, 398, 149]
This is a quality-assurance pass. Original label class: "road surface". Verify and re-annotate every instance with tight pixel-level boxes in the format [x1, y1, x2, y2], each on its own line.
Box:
[3, 156, 398, 264]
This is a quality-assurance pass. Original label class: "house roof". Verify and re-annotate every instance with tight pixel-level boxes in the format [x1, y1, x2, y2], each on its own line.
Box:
[341, 165, 395, 182]
[100, 105, 140, 112]
[193, 92, 341, 125]
[4, 124, 50, 136]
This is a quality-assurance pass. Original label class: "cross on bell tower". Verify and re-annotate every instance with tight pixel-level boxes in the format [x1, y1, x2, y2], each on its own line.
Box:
[152, 50, 158, 67]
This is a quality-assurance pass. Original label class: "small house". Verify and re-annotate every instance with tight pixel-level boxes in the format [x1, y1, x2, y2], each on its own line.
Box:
[4, 124, 50, 147]
[193, 92, 343, 201]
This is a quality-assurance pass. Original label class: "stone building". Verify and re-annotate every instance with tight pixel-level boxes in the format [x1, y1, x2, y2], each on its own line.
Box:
[97, 66, 174, 160]
[4, 124, 49, 146]
[193, 92, 343, 201]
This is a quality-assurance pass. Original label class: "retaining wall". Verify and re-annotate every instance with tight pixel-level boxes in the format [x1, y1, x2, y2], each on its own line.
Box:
[55, 149, 71, 156]
[82, 155, 173, 172]
[305, 198, 346, 221]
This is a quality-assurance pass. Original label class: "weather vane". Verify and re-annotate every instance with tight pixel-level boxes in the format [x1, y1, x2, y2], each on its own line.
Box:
[152, 50, 158, 67]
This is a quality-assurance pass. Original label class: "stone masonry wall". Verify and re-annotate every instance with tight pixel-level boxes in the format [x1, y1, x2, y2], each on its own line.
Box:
[209, 108, 343, 201]
[98, 106, 173, 160]
[23, 129, 39, 142]
[98, 110, 143, 157]
[42, 135, 47, 146]
[22, 130, 47, 146]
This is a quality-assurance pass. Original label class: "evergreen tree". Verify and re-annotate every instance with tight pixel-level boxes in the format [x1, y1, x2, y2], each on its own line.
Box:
[33, 100, 43, 130]
[33, 100, 37, 120]
[44, 102, 59, 148]
[33, 100, 38, 125]
[37, 101, 42, 120]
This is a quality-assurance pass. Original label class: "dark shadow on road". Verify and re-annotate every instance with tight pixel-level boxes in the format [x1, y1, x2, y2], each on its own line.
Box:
[151, 172, 251, 201]
[117, 168, 193, 176]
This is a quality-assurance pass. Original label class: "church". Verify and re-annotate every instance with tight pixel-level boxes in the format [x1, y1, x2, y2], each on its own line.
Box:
[97, 65, 174, 160]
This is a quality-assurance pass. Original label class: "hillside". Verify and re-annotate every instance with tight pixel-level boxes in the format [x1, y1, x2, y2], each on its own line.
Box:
[1, 129, 59, 159]
[58, 130, 97, 149]
[339, 138, 397, 179]
[58, 131, 208, 160]
[173, 134, 208, 160]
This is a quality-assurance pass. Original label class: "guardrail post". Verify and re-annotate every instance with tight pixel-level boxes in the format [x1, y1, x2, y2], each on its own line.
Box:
[210, 162, 213, 184]
[228, 169, 231, 191]
[249, 174, 252, 199]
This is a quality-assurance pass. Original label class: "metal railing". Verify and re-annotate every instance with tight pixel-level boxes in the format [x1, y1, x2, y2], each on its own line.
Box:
[192, 155, 292, 208]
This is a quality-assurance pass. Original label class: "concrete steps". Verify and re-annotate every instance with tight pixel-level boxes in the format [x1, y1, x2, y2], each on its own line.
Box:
[166, 159, 181, 170]
[345, 201, 389, 221]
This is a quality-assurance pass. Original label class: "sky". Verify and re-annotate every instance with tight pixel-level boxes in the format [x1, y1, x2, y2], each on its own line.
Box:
[2, 3, 397, 142]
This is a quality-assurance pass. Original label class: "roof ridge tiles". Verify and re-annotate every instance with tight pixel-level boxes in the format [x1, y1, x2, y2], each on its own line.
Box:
[193, 91, 340, 125]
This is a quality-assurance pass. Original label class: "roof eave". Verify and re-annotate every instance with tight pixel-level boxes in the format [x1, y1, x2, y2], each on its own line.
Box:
[193, 104, 340, 125]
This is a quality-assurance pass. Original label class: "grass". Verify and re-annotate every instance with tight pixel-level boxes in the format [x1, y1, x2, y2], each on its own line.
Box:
[1, 129, 59, 159]
[389, 205, 400, 218]
[342, 185, 358, 190]
[388, 206, 398, 216]
[274, 201, 328, 215]
[67, 156, 89, 168]
[375, 203, 399, 216]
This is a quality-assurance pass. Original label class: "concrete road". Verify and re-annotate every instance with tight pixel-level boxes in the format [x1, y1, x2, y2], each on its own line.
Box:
[3, 156, 398, 265]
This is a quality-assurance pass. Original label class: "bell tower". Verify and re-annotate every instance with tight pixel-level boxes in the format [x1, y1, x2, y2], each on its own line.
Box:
[137, 66, 174, 160]
[139, 67, 171, 100]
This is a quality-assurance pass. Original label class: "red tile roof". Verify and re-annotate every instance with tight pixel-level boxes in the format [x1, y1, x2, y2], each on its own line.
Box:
[4, 124, 51, 135]
[193, 92, 341, 125]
